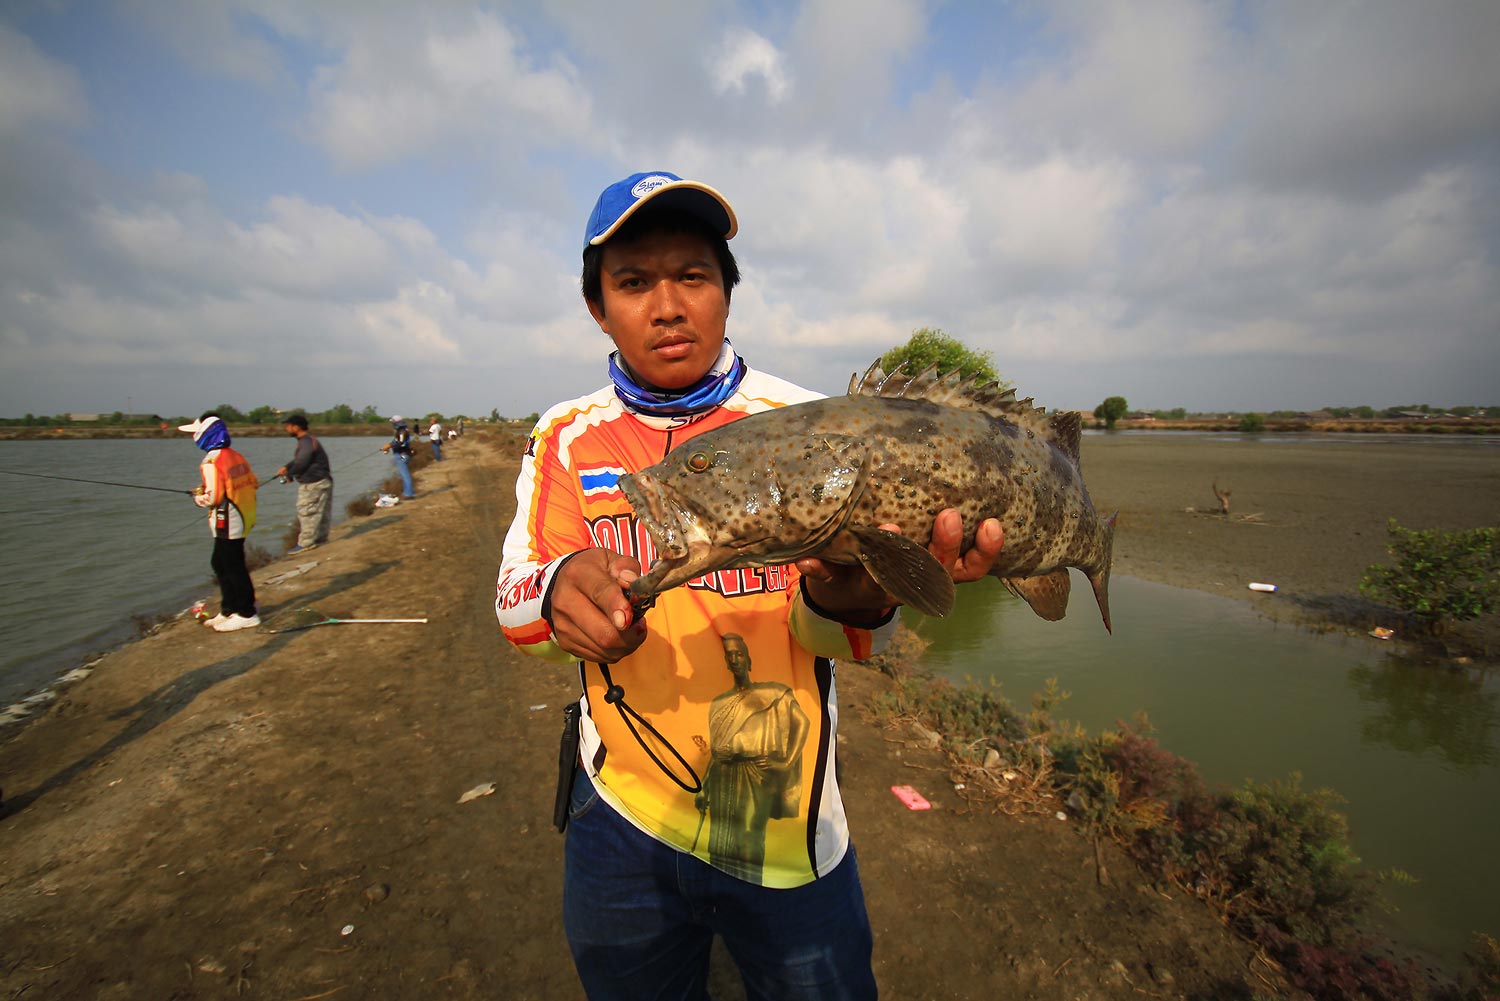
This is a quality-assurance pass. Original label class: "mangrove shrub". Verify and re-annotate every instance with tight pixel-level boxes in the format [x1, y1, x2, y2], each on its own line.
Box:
[880, 327, 1003, 387]
[1360, 521, 1500, 634]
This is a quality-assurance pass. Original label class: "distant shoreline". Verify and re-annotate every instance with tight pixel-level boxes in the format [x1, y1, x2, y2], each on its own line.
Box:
[0, 424, 523, 441]
[1, 417, 1492, 440]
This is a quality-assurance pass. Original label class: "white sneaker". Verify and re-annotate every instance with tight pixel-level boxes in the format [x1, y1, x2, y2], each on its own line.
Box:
[213, 613, 262, 632]
[203, 613, 228, 627]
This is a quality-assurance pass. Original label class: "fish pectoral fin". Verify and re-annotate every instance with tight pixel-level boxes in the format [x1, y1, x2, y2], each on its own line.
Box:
[1001, 571, 1072, 621]
[846, 525, 956, 618]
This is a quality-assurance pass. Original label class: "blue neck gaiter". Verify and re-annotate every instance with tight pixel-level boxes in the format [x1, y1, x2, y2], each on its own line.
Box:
[194, 419, 231, 452]
[609, 340, 745, 419]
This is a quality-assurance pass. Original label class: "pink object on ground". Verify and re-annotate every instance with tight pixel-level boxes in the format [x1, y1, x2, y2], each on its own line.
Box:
[890, 785, 932, 811]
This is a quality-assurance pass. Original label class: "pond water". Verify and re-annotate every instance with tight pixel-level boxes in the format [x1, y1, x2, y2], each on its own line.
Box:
[909, 576, 1500, 966]
[0, 437, 399, 705]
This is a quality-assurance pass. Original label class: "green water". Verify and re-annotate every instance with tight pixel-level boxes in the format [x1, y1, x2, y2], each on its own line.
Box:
[910, 576, 1499, 965]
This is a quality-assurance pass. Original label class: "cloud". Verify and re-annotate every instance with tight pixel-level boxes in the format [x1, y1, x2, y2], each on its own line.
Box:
[121, 0, 288, 86]
[711, 28, 790, 102]
[1232, 2, 1500, 196]
[987, 0, 1232, 159]
[788, 0, 925, 120]
[86, 191, 409, 301]
[2, 1, 1497, 418]
[305, 8, 594, 168]
[0, 22, 88, 136]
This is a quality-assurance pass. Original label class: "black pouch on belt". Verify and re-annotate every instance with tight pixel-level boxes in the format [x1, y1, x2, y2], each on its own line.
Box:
[553, 700, 582, 833]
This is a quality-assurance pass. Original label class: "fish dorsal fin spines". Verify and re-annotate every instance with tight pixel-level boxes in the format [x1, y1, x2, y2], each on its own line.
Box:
[1049, 410, 1083, 465]
[849, 359, 1065, 446]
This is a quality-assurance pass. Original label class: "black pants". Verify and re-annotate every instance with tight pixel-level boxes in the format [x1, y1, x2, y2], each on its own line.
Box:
[211, 537, 257, 617]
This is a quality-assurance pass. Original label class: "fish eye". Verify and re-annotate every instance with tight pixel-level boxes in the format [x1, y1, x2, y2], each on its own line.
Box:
[686, 451, 712, 472]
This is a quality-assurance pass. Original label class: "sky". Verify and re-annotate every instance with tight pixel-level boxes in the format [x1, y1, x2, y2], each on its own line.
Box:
[1, 0, 1497, 420]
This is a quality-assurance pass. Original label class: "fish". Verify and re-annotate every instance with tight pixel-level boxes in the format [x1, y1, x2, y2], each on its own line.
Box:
[618, 361, 1116, 629]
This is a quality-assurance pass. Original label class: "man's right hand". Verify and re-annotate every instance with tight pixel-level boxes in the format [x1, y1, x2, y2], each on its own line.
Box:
[548, 548, 648, 663]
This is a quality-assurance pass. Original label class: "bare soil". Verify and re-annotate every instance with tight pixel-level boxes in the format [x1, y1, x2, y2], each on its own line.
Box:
[2, 430, 1494, 1000]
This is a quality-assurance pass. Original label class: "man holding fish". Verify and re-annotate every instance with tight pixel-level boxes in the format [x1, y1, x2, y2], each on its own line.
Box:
[496, 171, 1003, 999]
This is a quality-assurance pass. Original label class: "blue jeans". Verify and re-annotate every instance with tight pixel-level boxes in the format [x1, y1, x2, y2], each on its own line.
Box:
[563, 769, 877, 1000]
[392, 453, 414, 498]
[430, 438, 443, 461]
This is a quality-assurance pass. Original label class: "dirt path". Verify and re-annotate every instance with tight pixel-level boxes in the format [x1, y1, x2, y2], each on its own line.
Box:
[1, 430, 1293, 1000]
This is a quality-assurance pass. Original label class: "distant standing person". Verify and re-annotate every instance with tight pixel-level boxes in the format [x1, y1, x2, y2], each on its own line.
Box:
[275, 413, 332, 553]
[180, 413, 260, 631]
[428, 418, 444, 461]
[381, 415, 416, 499]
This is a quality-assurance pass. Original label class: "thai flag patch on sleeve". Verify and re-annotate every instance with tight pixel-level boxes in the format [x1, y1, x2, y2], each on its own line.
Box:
[579, 466, 627, 497]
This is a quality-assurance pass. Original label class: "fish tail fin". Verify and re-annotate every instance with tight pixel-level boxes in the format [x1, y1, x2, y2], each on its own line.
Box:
[1088, 511, 1117, 633]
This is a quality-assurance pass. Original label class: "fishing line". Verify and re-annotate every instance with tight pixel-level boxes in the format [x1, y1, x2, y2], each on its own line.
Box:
[330, 449, 384, 475]
[0, 467, 193, 495]
[134, 447, 387, 564]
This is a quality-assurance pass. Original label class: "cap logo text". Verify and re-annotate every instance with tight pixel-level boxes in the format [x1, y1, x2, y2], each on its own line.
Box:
[631, 175, 675, 199]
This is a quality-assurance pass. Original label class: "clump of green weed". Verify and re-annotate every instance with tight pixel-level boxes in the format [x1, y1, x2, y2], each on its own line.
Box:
[244, 542, 275, 571]
[1047, 718, 1206, 839]
[855, 624, 930, 679]
[1449, 932, 1500, 1001]
[868, 674, 1028, 762]
[132, 609, 173, 636]
[345, 490, 377, 518]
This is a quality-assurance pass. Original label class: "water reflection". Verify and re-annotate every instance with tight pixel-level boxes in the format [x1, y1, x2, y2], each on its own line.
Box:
[1349, 657, 1498, 772]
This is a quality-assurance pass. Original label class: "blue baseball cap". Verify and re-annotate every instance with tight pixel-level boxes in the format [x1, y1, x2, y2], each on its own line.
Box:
[583, 171, 738, 252]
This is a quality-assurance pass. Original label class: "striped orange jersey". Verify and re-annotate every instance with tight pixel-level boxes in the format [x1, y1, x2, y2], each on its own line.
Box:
[496, 367, 898, 889]
[199, 446, 258, 539]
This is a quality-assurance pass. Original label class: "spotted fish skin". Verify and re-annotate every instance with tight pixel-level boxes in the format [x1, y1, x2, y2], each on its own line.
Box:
[618, 362, 1115, 628]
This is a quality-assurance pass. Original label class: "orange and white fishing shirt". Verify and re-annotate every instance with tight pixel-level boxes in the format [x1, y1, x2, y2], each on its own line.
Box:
[196, 446, 258, 540]
[496, 367, 899, 889]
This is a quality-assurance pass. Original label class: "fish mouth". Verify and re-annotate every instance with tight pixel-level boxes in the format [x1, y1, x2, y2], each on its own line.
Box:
[617, 471, 704, 595]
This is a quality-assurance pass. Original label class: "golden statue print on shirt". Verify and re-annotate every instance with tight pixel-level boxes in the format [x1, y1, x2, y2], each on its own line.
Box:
[693, 633, 810, 882]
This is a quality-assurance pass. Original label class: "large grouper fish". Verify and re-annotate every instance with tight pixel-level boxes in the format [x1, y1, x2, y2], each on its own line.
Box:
[618, 361, 1116, 630]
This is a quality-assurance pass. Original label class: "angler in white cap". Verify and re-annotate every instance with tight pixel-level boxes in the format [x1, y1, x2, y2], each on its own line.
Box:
[179, 412, 261, 631]
[495, 171, 1004, 997]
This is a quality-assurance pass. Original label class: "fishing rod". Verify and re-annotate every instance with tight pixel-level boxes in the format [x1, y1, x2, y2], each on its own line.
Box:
[0, 468, 193, 495]
[273, 449, 384, 485]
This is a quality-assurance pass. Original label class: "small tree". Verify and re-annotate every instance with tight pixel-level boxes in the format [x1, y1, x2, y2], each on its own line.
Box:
[1093, 396, 1129, 429]
[1360, 521, 1500, 634]
[1239, 412, 1266, 433]
[879, 327, 1003, 386]
[210, 403, 247, 423]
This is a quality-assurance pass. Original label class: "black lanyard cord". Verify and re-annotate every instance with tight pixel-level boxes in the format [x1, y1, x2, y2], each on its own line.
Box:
[595, 662, 703, 794]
